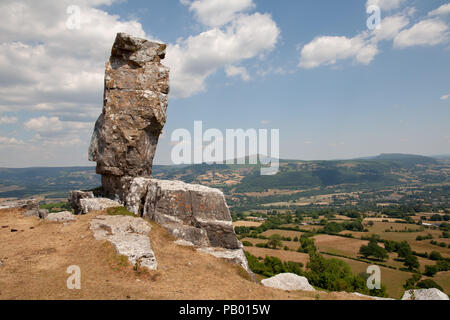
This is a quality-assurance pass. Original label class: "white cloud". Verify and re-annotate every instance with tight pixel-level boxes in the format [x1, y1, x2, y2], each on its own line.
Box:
[0, 116, 18, 124]
[0, 0, 146, 121]
[24, 116, 91, 133]
[366, 0, 406, 11]
[182, 0, 255, 27]
[298, 33, 378, 69]
[372, 15, 410, 42]
[441, 94, 450, 101]
[260, 120, 270, 125]
[225, 65, 250, 81]
[394, 19, 449, 48]
[0, 136, 24, 145]
[166, 12, 280, 97]
[428, 3, 450, 17]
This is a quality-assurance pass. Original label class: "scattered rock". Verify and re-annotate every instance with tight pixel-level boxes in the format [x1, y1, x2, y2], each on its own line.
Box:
[10, 229, 18, 233]
[23, 208, 49, 219]
[45, 211, 76, 223]
[68, 190, 94, 214]
[0, 260, 2, 267]
[0, 199, 39, 210]
[261, 273, 316, 292]
[401, 288, 449, 300]
[90, 215, 157, 270]
[88, 32, 169, 197]
[126, 178, 241, 250]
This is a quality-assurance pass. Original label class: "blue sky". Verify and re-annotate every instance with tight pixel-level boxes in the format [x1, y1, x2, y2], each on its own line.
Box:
[0, 0, 449, 167]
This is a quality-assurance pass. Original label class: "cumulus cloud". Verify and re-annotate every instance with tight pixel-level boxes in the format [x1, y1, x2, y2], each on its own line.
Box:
[182, 0, 255, 27]
[366, 0, 406, 11]
[428, 3, 450, 17]
[441, 94, 450, 101]
[166, 11, 280, 98]
[298, 3, 449, 69]
[0, 0, 146, 121]
[225, 65, 250, 81]
[394, 19, 449, 48]
[298, 33, 378, 69]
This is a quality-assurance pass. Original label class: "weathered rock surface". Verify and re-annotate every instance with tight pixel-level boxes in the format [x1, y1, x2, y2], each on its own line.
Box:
[261, 273, 316, 292]
[0, 199, 39, 210]
[401, 288, 449, 300]
[197, 247, 249, 272]
[88, 32, 169, 197]
[125, 178, 241, 250]
[68, 190, 94, 214]
[79, 198, 122, 214]
[90, 215, 157, 270]
[45, 211, 76, 223]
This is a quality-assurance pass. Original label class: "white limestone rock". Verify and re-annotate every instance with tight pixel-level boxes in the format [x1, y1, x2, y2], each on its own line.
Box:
[401, 288, 449, 300]
[261, 273, 316, 292]
[197, 247, 250, 273]
[79, 198, 122, 214]
[90, 215, 157, 270]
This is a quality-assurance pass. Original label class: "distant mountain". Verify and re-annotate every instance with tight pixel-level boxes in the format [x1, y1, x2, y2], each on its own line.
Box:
[0, 153, 448, 199]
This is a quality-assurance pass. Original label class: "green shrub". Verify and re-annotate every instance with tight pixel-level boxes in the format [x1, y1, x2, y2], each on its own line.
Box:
[242, 241, 253, 247]
[106, 206, 135, 217]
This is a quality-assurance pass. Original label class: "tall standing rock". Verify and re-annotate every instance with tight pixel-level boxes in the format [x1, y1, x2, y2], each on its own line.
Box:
[89, 33, 169, 197]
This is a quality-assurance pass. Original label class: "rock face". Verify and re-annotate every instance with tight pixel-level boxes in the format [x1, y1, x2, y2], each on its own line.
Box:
[124, 178, 241, 250]
[261, 273, 315, 292]
[401, 288, 449, 300]
[90, 215, 157, 270]
[88, 32, 169, 197]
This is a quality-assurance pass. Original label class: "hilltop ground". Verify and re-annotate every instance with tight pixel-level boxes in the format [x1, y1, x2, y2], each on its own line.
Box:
[0, 208, 365, 300]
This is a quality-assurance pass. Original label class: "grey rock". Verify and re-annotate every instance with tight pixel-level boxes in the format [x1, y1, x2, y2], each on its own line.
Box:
[88, 32, 169, 197]
[90, 215, 157, 270]
[0, 199, 39, 210]
[261, 273, 316, 292]
[79, 198, 122, 214]
[68, 190, 94, 214]
[197, 247, 250, 273]
[45, 211, 75, 223]
[401, 288, 449, 300]
[38, 209, 49, 219]
[125, 178, 241, 250]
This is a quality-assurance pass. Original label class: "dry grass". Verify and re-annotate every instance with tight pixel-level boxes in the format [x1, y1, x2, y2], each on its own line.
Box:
[0, 208, 365, 300]
[244, 246, 310, 266]
[233, 221, 263, 228]
[312, 235, 369, 258]
[260, 229, 304, 239]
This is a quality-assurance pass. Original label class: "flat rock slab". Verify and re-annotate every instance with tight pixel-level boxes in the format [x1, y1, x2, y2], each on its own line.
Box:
[45, 211, 76, 223]
[90, 215, 157, 270]
[261, 273, 315, 292]
[401, 288, 449, 300]
[79, 198, 122, 214]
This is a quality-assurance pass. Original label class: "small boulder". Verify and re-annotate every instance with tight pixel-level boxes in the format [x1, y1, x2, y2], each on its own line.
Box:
[68, 190, 94, 214]
[79, 198, 122, 214]
[45, 211, 76, 223]
[261, 273, 315, 292]
[402, 288, 449, 300]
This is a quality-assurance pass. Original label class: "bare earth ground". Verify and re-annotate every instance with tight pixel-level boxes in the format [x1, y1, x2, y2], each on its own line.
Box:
[0, 208, 365, 300]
